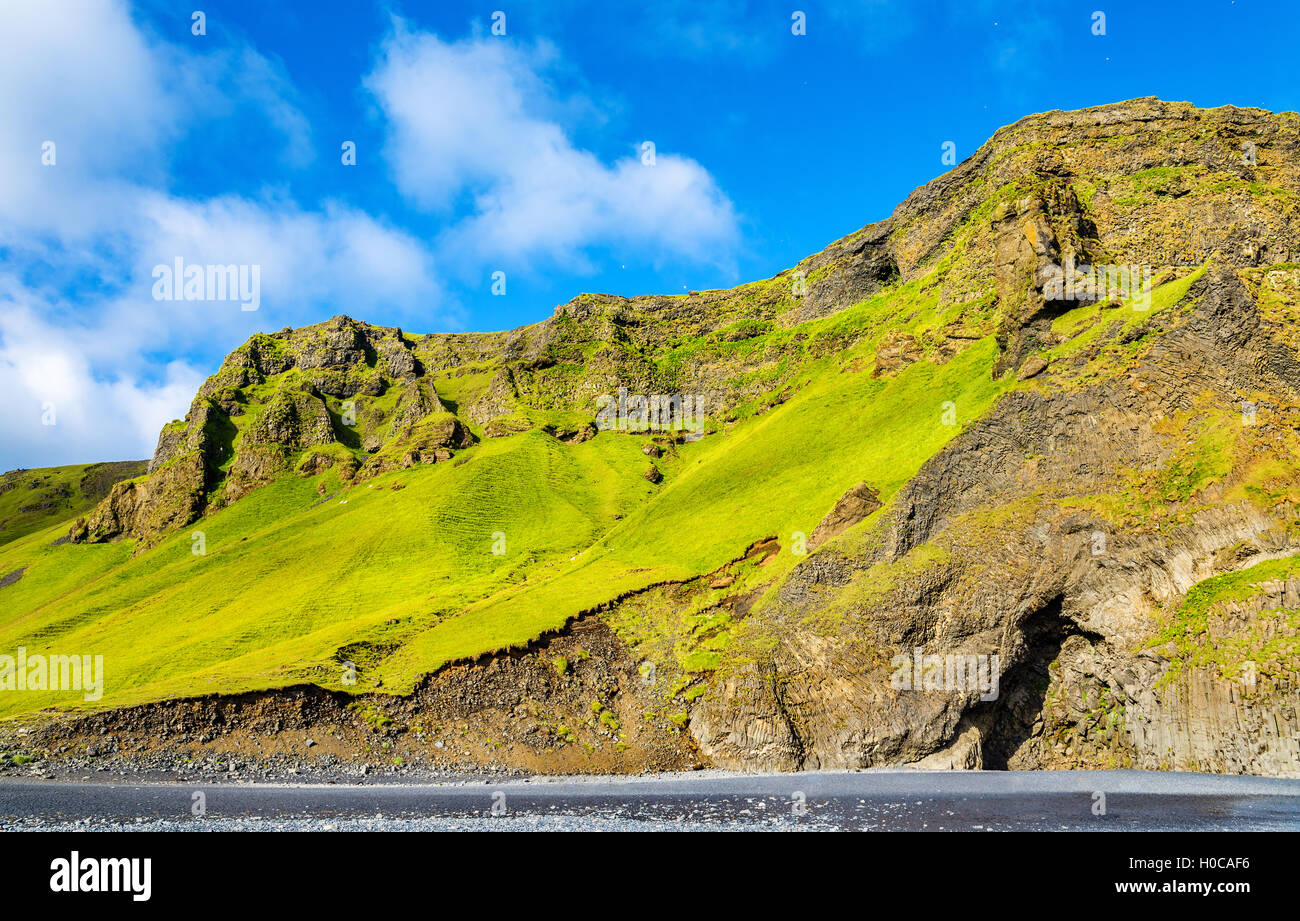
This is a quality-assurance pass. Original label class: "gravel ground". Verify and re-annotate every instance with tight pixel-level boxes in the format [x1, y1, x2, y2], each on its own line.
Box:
[4, 769, 1300, 831]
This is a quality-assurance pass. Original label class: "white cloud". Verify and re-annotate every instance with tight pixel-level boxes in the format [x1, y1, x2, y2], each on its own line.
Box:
[0, 0, 312, 239]
[0, 2, 446, 469]
[131, 193, 443, 328]
[0, 7, 741, 469]
[0, 0, 173, 236]
[364, 28, 740, 273]
[0, 299, 205, 467]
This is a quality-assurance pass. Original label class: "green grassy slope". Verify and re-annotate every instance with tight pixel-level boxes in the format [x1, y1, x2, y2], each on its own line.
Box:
[0, 248, 1226, 718]
[0, 272, 1016, 716]
[7, 97, 1279, 720]
[0, 461, 146, 546]
[0, 430, 655, 712]
[382, 334, 1011, 686]
[1150, 552, 1300, 686]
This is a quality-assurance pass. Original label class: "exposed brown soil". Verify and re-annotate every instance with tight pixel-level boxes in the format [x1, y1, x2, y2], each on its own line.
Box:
[4, 616, 702, 778]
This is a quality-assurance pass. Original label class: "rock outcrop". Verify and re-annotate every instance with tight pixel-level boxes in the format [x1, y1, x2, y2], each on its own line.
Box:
[42, 98, 1300, 777]
[691, 265, 1300, 775]
[808, 482, 882, 551]
[70, 316, 473, 547]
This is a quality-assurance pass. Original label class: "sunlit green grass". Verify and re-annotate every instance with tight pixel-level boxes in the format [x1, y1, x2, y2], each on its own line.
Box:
[1151, 552, 1300, 685]
[0, 432, 655, 714]
[0, 288, 1010, 716]
[0, 463, 144, 546]
[1048, 262, 1210, 365]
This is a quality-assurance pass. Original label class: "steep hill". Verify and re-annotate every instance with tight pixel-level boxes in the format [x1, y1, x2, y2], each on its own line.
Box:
[0, 461, 146, 547]
[2, 98, 1299, 777]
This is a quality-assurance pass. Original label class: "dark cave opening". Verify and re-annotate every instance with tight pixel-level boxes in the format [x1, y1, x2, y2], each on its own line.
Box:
[975, 593, 1102, 770]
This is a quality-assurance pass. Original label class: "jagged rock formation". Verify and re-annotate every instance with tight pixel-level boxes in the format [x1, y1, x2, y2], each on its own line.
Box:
[71, 317, 473, 546]
[692, 265, 1300, 774]
[808, 482, 882, 551]
[0, 460, 147, 546]
[25, 98, 1300, 777]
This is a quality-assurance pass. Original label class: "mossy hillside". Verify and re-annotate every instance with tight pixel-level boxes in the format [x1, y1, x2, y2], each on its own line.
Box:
[0, 462, 146, 546]
[1045, 385, 1300, 544]
[698, 265, 1296, 696]
[1107, 163, 1300, 211]
[377, 333, 1011, 689]
[601, 547, 780, 713]
[1041, 261, 1211, 388]
[0, 259, 1219, 716]
[487, 250, 993, 433]
[1238, 264, 1300, 352]
[1150, 553, 1300, 686]
[0, 280, 1013, 716]
[715, 491, 1049, 683]
[0, 430, 662, 715]
[7, 100, 1300, 724]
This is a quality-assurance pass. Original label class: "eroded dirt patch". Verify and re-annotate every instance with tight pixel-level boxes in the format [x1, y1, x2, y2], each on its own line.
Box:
[1, 617, 701, 779]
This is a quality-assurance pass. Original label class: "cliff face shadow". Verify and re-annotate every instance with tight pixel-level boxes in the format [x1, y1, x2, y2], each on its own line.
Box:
[976, 594, 1101, 770]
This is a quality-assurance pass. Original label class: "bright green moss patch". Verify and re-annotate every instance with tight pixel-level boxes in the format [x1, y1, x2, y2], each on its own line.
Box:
[1150, 554, 1300, 686]
[0, 313, 1016, 716]
[0, 462, 148, 546]
[1048, 261, 1210, 369]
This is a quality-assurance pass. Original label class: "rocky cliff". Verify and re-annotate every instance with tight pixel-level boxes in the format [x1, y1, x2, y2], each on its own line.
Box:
[688, 99, 1300, 775]
[28, 98, 1300, 776]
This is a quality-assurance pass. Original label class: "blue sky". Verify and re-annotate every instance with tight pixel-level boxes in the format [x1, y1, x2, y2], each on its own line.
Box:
[2, 0, 1298, 469]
